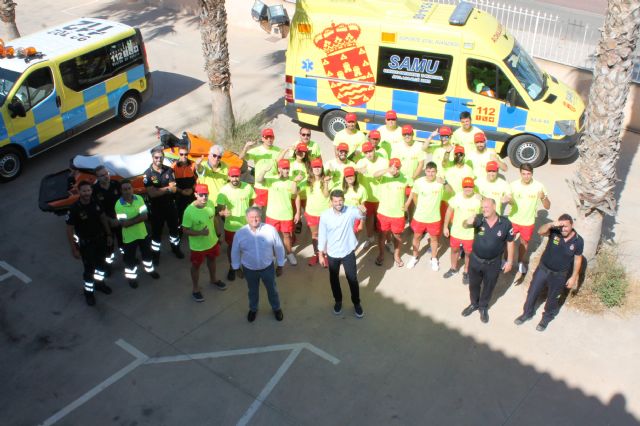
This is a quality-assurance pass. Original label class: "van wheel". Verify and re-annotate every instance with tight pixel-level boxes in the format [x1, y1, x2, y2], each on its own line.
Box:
[507, 135, 547, 168]
[0, 147, 24, 182]
[321, 110, 347, 140]
[117, 92, 141, 123]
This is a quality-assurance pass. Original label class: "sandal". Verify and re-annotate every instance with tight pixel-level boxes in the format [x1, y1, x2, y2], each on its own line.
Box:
[375, 257, 384, 266]
[394, 258, 404, 268]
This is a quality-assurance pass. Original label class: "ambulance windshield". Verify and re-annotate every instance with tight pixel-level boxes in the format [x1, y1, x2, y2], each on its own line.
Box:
[504, 41, 546, 101]
[0, 68, 20, 106]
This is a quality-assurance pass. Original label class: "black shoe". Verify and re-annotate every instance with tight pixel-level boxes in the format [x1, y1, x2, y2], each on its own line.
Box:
[536, 319, 549, 332]
[104, 264, 112, 278]
[84, 291, 96, 306]
[96, 283, 112, 295]
[212, 280, 228, 291]
[227, 268, 236, 281]
[461, 304, 478, 317]
[274, 309, 284, 321]
[149, 271, 160, 279]
[192, 291, 204, 302]
[462, 272, 469, 285]
[152, 252, 160, 266]
[333, 302, 342, 315]
[514, 314, 532, 326]
[295, 222, 302, 234]
[172, 245, 184, 259]
[443, 268, 458, 279]
[128, 280, 138, 289]
[479, 308, 489, 323]
[247, 310, 257, 322]
[354, 304, 364, 318]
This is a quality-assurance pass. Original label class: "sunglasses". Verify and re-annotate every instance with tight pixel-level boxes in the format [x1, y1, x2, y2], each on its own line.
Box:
[152, 156, 163, 160]
[210, 154, 222, 158]
[300, 133, 311, 137]
[179, 153, 188, 156]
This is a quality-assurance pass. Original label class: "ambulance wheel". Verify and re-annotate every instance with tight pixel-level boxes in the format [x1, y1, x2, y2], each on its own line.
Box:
[507, 135, 546, 168]
[322, 110, 347, 140]
[117, 92, 141, 123]
[0, 146, 24, 182]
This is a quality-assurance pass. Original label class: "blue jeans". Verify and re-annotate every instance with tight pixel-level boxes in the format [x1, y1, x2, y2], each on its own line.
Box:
[243, 263, 281, 312]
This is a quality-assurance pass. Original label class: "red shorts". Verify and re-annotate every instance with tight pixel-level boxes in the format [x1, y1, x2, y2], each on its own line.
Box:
[411, 219, 441, 236]
[377, 213, 405, 234]
[440, 201, 448, 224]
[266, 216, 294, 233]
[224, 230, 235, 246]
[190, 243, 220, 267]
[304, 212, 320, 227]
[405, 186, 412, 198]
[354, 219, 362, 234]
[364, 201, 379, 217]
[254, 188, 268, 207]
[450, 236, 473, 254]
[512, 223, 535, 242]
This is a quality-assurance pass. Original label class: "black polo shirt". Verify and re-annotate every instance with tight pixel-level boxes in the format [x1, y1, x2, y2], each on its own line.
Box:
[92, 180, 121, 218]
[471, 214, 514, 260]
[143, 164, 176, 207]
[541, 228, 584, 272]
[66, 200, 104, 240]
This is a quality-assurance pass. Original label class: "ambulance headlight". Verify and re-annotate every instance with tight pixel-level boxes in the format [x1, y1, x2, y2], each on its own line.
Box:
[555, 120, 576, 136]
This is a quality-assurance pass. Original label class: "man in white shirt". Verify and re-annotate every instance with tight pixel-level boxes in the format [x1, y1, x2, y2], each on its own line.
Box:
[231, 207, 286, 323]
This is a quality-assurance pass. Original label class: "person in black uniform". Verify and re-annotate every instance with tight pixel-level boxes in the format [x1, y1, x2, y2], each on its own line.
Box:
[171, 144, 197, 232]
[66, 180, 114, 306]
[461, 197, 515, 323]
[93, 165, 122, 272]
[514, 214, 583, 331]
[143, 146, 184, 265]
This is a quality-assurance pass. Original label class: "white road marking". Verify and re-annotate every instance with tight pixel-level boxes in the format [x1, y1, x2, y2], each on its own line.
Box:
[155, 38, 179, 46]
[61, 0, 103, 15]
[0, 261, 32, 284]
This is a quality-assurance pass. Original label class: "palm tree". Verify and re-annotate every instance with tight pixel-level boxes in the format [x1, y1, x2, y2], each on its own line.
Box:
[568, 0, 640, 261]
[199, 0, 235, 145]
[0, 0, 20, 40]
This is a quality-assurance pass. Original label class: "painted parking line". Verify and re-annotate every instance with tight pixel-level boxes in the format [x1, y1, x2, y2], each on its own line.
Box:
[0, 261, 32, 284]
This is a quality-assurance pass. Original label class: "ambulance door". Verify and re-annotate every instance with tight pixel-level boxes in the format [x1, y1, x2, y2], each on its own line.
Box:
[461, 56, 529, 149]
[7, 65, 62, 154]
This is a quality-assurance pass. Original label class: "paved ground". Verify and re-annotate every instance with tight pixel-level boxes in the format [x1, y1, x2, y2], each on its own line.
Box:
[1, 1, 639, 425]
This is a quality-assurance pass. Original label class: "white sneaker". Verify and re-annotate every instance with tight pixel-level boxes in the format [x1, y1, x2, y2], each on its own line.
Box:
[518, 262, 527, 275]
[287, 253, 298, 266]
[431, 258, 439, 271]
[406, 256, 419, 269]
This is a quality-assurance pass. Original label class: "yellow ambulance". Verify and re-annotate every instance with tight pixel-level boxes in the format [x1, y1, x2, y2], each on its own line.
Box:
[0, 18, 152, 181]
[284, 0, 584, 167]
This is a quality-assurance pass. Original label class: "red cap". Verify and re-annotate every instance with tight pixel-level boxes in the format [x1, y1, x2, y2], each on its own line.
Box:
[277, 159, 290, 169]
[295, 143, 308, 152]
[486, 161, 499, 172]
[385, 110, 397, 120]
[474, 132, 487, 143]
[361, 141, 374, 152]
[343, 166, 356, 177]
[389, 158, 402, 168]
[368, 130, 381, 139]
[228, 167, 241, 177]
[194, 184, 209, 194]
[438, 126, 452, 137]
[345, 112, 357, 122]
[261, 128, 274, 138]
[401, 125, 414, 135]
[462, 177, 475, 188]
[337, 143, 349, 152]
[454, 145, 465, 154]
[311, 158, 323, 168]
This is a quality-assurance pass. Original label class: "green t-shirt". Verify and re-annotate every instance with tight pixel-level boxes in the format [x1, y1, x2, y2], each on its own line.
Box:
[325, 159, 355, 191]
[356, 156, 387, 202]
[444, 164, 474, 201]
[508, 178, 547, 226]
[245, 145, 281, 189]
[334, 129, 366, 157]
[264, 177, 296, 220]
[449, 193, 482, 240]
[289, 140, 321, 159]
[344, 185, 367, 207]
[196, 162, 228, 201]
[411, 177, 444, 223]
[216, 182, 256, 232]
[466, 148, 498, 178]
[377, 172, 409, 218]
[393, 142, 426, 186]
[452, 126, 483, 152]
[115, 195, 148, 244]
[182, 199, 219, 251]
[290, 160, 309, 199]
[303, 179, 330, 216]
[377, 125, 404, 149]
[476, 176, 510, 214]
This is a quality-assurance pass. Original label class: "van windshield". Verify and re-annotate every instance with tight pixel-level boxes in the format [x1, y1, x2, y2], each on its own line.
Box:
[503, 41, 546, 100]
[0, 67, 20, 106]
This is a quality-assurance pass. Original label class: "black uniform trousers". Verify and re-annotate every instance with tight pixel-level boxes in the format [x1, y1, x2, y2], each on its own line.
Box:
[79, 238, 107, 292]
[123, 236, 155, 280]
[523, 264, 568, 322]
[328, 251, 361, 305]
[468, 253, 502, 309]
[175, 194, 195, 228]
[149, 200, 181, 251]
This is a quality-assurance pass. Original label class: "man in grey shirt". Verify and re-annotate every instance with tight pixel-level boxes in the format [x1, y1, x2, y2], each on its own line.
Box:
[231, 207, 285, 322]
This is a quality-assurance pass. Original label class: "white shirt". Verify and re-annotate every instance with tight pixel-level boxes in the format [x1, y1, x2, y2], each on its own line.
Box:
[318, 206, 364, 258]
[231, 223, 286, 270]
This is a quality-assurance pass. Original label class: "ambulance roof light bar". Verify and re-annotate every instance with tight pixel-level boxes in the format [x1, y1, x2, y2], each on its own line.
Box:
[449, 2, 474, 26]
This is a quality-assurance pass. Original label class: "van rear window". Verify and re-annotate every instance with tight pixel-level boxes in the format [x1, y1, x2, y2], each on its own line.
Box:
[376, 46, 452, 95]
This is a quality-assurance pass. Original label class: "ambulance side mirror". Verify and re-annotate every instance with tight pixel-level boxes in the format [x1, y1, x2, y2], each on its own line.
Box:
[8, 98, 26, 118]
[506, 88, 517, 108]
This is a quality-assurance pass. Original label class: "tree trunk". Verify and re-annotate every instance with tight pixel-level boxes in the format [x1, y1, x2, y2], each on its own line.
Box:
[568, 0, 640, 262]
[199, 0, 235, 145]
[0, 0, 20, 40]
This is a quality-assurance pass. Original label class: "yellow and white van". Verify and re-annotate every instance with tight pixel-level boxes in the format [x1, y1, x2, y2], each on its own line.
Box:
[0, 18, 152, 181]
[284, 0, 584, 167]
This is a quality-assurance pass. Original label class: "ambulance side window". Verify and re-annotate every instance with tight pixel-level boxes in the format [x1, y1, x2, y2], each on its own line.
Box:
[466, 59, 526, 108]
[13, 67, 54, 112]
